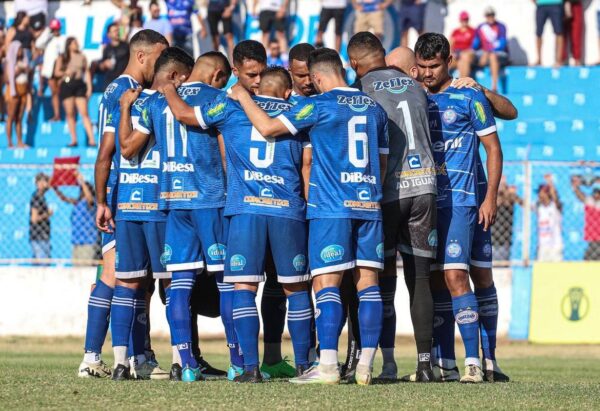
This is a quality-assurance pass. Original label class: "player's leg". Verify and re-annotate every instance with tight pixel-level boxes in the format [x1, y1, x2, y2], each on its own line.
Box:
[316, 8, 331, 47]
[333, 9, 344, 52]
[340, 272, 361, 382]
[222, 17, 235, 61]
[274, 16, 288, 52]
[224, 214, 268, 383]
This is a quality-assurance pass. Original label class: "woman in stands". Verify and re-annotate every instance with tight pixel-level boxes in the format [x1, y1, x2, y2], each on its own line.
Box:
[4, 11, 34, 53]
[55, 37, 96, 147]
[5, 40, 31, 148]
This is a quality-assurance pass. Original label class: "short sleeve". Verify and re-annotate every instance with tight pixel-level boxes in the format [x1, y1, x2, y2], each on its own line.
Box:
[195, 93, 231, 130]
[103, 103, 119, 133]
[130, 96, 146, 133]
[470, 90, 496, 137]
[277, 100, 319, 136]
[378, 109, 389, 155]
[134, 101, 153, 135]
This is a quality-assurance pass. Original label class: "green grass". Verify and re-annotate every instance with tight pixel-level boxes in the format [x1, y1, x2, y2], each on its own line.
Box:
[1, 337, 600, 410]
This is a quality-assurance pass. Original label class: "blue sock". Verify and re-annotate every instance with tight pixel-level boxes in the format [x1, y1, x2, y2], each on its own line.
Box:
[452, 292, 480, 365]
[111, 285, 136, 349]
[378, 277, 396, 350]
[432, 290, 456, 365]
[84, 280, 113, 354]
[233, 289, 260, 371]
[475, 284, 498, 361]
[168, 271, 197, 369]
[315, 287, 343, 353]
[218, 279, 243, 368]
[261, 281, 286, 345]
[287, 291, 312, 367]
[165, 287, 175, 346]
[357, 286, 383, 349]
[128, 288, 147, 360]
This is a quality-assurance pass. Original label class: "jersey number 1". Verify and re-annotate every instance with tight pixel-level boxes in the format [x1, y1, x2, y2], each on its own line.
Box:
[250, 126, 275, 168]
[163, 107, 188, 158]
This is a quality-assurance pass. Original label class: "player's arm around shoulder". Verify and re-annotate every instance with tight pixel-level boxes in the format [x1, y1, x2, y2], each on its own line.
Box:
[119, 88, 148, 159]
[162, 83, 200, 127]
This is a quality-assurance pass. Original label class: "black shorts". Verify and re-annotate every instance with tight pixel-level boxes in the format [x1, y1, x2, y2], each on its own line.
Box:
[318, 8, 345, 35]
[59, 78, 87, 99]
[536, 4, 564, 36]
[383, 193, 437, 262]
[207, 10, 233, 36]
[259, 10, 285, 33]
[399, 3, 426, 32]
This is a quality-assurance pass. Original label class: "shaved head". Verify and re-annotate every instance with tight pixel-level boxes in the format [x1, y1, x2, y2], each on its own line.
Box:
[386, 46, 417, 78]
[190, 51, 232, 88]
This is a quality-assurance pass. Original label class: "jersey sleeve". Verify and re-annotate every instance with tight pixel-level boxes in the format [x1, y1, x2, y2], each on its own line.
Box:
[194, 93, 231, 130]
[103, 101, 119, 134]
[129, 96, 145, 133]
[276, 99, 319, 136]
[133, 100, 154, 135]
[470, 90, 496, 137]
[378, 108, 389, 155]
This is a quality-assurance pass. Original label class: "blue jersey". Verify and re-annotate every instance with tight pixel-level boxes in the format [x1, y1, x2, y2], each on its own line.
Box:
[99, 74, 139, 212]
[166, 0, 198, 38]
[115, 90, 166, 222]
[196, 93, 308, 222]
[427, 85, 496, 208]
[278, 87, 389, 221]
[134, 82, 226, 210]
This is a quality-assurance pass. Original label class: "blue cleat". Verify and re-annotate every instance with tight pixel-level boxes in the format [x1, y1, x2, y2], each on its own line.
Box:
[181, 366, 205, 382]
[227, 364, 243, 381]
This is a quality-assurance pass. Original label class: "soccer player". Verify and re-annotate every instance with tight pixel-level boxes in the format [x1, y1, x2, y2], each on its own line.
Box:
[288, 43, 316, 100]
[348, 32, 437, 382]
[79, 29, 168, 379]
[229, 48, 389, 385]
[414, 33, 502, 383]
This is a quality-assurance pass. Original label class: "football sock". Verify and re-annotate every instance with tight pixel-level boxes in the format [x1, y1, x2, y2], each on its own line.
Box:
[357, 286, 383, 368]
[168, 271, 197, 368]
[381, 347, 395, 365]
[475, 284, 498, 361]
[128, 288, 147, 364]
[84, 279, 113, 357]
[308, 292, 317, 363]
[177, 343, 196, 369]
[165, 287, 175, 346]
[432, 289, 456, 367]
[315, 287, 343, 366]
[452, 291, 481, 367]
[378, 276, 397, 354]
[111, 285, 137, 366]
[261, 278, 286, 365]
[233, 289, 260, 370]
[218, 280, 244, 368]
[191, 310, 200, 360]
[287, 291, 312, 367]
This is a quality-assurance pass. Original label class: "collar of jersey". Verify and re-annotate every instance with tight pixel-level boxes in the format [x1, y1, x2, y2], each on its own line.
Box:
[182, 81, 205, 86]
[332, 86, 359, 92]
[117, 74, 138, 85]
[144, 89, 157, 94]
[256, 94, 285, 100]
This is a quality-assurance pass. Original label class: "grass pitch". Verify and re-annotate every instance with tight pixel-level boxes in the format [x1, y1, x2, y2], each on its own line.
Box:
[1, 336, 599, 410]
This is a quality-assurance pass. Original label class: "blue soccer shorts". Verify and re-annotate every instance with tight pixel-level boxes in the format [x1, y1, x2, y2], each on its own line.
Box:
[223, 214, 309, 284]
[309, 218, 384, 277]
[101, 232, 116, 255]
[433, 206, 477, 271]
[471, 221, 493, 268]
[164, 208, 228, 273]
[114, 220, 170, 279]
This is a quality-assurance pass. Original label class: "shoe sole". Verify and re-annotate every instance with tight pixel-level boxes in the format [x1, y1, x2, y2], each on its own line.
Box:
[460, 378, 484, 384]
[78, 371, 110, 378]
[149, 374, 170, 380]
[289, 378, 340, 385]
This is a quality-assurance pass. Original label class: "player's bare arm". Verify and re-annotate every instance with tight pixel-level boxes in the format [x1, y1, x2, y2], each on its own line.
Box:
[94, 131, 115, 233]
[301, 147, 312, 200]
[479, 132, 503, 231]
[229, 83, 289, 137]
[162, 83, 200, 127]
[218, 133, 227, 173]
[118, 88, 149, 159]
[453, 77, 518, 120]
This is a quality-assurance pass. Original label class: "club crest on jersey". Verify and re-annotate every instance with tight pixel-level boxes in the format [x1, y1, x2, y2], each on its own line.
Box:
[337, 95, 375, 112]
[295, 103, 314, 120]
[456, 309, 479, 324]
[442, 109, 457, 124]
[428, 229, 438, 247]
[376, 243, 384, 259]
[104, 82, 118, 97]
[474, 101, 487, 123]
[446, 242, 462, 258]
[320, 245, 344, 263]
[208, 243, 227, 261]
[230, 254, 247, 271]
[372, 77, 414, 94]
[207, 102, 226, 117]
[293, 254, 307, 272]
[161, 244, 172, 265]
[408, 154, 422, 169]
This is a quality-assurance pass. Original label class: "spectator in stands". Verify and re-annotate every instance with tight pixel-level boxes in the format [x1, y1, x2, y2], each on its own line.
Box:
[470, 7, 508, 92]
[562, 0, 583, 66]
[316, 0, 348, 51]
[207, 0, 237, 61]
[55, 37, 96, 147]
[572, 175, 600, 260]
[493, 176, 523, 262]
[127, 7, 145, 40]
[536, 175, 563, 262]
[5, 12, 34, 54]
[144, 0, 174, 44]
[165, 0, 207, 57]
[267, 39, 288, 66]
[533, 0, 564, 67]
[0, 18, 7, 122]
[450, 12, 475, 76]
[94, 23, 129, 89]
[398, 0, 427, 47]
[5, 40, 31, 149]
[35, 18, 65, 122]
[352, 0, 392, 40]
[255, 0, 289, 52]
[14, 0, 48, 37]
[54, 172, 97, 265]
[597, 0, 600, 65]
[29, 173, 53, 261]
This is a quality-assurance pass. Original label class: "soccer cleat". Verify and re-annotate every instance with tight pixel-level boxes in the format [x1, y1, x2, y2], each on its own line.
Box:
[460, 364, 484, 384]
[377, 362, 398, 380]
[260, 357, 296, 378]
[132, 361, 170, 380]
[399, 367, 435, 383]
[227, 364, 243, 381]
[197, 356, 227, 378]
[112, 364, 131, 381]
[182, 366, 205, 382]
[431, 364, 461, 382]
[289, 363, 340, 385]
[233, 366, 263, 383]
[295, 363, 311, 377]
[354, 364, 373, 386]
[482, 359, 510, 383]
[78, 360, 112, 378]
[170, 363, 182, 381]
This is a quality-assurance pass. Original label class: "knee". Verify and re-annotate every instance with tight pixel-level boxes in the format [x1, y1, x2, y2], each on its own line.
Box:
[283, 282, 308, 294]
[234, 282, 258, 293]
[469, 267, 493, 288]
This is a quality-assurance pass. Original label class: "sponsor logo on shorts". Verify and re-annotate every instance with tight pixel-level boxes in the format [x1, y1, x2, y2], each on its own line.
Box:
[455, 309, 479, 324]
[293, 254, 307, 272]
[483, 243, 492, 257]
[479, 304, 498, 317]
[442, 109, 457, 124]
[320, 245, 344, 263]
[428, 230, 438, 247]
[208, 243, 227, 261]
[446, 242, 462, 258]
[433, 315, 444, 328]
[230, 254, 247, 271]
[407, 154, 422, 169]
[161, 244, 172, 265]
[376, 243, 384, 259]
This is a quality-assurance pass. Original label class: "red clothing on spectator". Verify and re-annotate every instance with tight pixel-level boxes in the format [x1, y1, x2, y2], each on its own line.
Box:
[451, 26, 476, 52]
[584, 201, 600, 242]
[562, 0, 583, 62]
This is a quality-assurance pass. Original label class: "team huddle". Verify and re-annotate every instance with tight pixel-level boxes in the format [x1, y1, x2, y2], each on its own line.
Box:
[78, 28, 515, 385]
